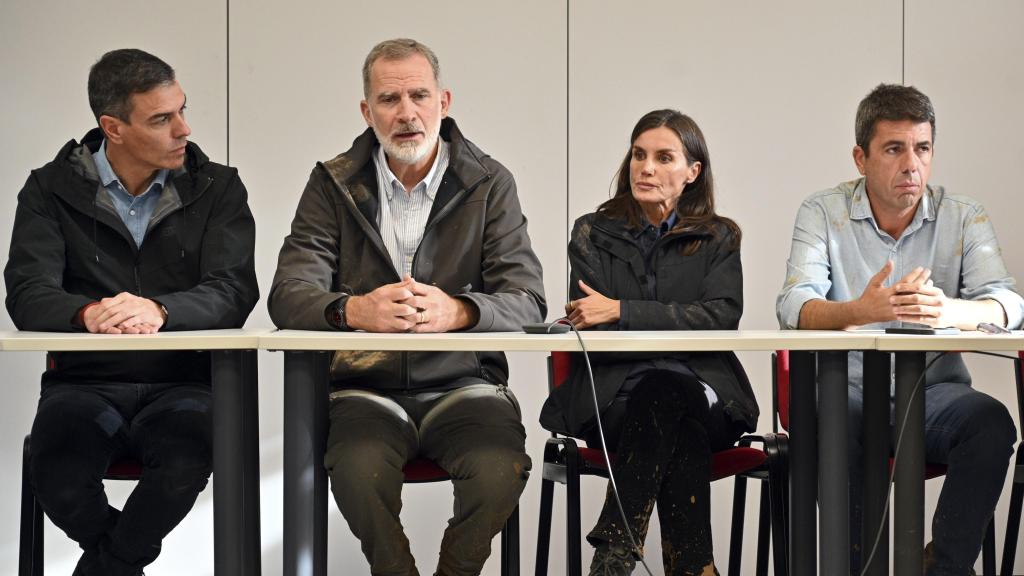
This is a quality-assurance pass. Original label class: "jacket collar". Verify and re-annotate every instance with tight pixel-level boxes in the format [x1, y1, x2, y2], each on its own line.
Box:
[319, 117, 492, 237]
[321, 117, 490, 195]
[52, 127, 212, 211]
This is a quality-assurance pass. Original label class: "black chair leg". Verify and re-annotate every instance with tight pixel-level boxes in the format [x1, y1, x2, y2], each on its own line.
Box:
[565, 445, 583, 576]
[755, 480, 772, 576]
[768, 435, 790, 576]
[1000, 452, 1023, 575]
[501, 505, 520, 576]
[535, 477, 555, 576]
[727, 475, 748, 576]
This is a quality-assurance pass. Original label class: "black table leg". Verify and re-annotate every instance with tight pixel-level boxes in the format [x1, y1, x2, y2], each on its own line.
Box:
[893, 352, 925, 575]
[789, 351, 817, 576]
[862, 350, 891, 576]
[818, 351, 849, 575]
[283, 351, 329, 576]
[211, 349, 262, 576]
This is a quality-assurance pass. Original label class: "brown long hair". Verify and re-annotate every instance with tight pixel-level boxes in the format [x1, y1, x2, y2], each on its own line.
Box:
[598, 109, 740, 255]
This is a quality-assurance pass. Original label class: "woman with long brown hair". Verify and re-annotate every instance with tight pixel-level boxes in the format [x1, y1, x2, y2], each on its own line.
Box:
[541, 109, 758, 575]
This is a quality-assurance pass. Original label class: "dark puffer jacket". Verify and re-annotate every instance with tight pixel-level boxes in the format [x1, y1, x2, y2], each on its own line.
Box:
[4, 128, 259, 386]
[540, 212, 759, 437]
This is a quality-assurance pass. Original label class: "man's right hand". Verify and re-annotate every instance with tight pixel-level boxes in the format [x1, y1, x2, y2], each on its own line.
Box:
[344, 278, 419, 332]
[854, 262, 933, 325]
[799, 261, 933, 330]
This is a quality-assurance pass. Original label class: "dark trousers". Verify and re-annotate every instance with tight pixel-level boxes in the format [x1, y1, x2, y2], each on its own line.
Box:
[585, 370, 736, 575]
[30, 381, 212, 576]
[848, 381, 1016, 576]
[324, 382, 531, 576]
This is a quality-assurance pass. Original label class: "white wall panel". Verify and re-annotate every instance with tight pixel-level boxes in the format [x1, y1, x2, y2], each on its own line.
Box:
[229, 1, 566, 574]
[570, 2, 900, 573]
[906, 2, 1024, 572]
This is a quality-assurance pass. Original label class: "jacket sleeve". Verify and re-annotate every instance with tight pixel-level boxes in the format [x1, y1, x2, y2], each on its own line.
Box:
[4, 172, 93, 331]
[459, 169, 547, 331]
[569, 219, 743, 331]
[155, 170, 259, 330]
[267, 168, 347, 330]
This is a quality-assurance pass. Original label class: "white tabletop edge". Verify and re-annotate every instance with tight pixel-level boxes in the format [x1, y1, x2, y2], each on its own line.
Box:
[259, 329, 878, 352]
[875, 331, 1024, 352]
[0, 329, 270, 351]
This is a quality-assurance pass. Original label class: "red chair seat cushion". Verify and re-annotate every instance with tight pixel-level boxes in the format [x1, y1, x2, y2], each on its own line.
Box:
[105, 460, 143, 480]
[402, 457, 450, 483]
[575, 446, 767, 482]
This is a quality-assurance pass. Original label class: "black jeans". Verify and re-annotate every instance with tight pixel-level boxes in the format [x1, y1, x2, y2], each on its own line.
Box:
[585, 369, 737, 575]
[30, 381, 212, 576]
[848, 380, 1016, 576]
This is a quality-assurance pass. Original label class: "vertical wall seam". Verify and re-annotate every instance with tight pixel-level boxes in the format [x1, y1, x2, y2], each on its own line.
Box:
[565, 0, 570, 298]
[226, 0, 231, 166]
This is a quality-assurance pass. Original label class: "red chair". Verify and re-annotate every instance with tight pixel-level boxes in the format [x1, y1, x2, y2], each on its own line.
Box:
[534, 352, 789, 576]
[19, 434, 144, 576]
[401, 457, 520, 576]
[773, 350, 1000, 575]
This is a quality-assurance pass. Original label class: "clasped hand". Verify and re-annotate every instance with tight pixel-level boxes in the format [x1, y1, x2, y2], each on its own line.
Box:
[858, 261, 958, 328]
[83, 292, 165, 334]
[345, 276, 475, 333]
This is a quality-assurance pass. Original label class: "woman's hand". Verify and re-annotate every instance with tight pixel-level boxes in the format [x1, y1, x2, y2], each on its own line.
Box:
[564, 280, 620, 329]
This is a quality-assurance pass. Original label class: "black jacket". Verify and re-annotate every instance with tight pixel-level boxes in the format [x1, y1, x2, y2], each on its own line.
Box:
[4, 128, 259, 386]
[268, 117, 546, 391]
[540, 212, 759, 436]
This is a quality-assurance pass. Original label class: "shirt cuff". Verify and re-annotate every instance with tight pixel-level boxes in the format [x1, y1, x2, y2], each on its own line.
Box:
[985, 292, 1024, 330]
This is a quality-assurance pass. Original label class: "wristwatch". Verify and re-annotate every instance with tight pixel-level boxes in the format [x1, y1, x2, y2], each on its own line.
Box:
[327, 295, 350, 330]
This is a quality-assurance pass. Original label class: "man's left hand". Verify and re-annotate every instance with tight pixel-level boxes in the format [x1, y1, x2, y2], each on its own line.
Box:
[400, 277, 479, 333]
[890, 279, 962, 328]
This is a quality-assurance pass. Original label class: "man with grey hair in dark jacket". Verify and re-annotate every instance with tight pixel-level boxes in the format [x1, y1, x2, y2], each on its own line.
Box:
[269, 38, 545, 576]
[5, 49, 258, 576]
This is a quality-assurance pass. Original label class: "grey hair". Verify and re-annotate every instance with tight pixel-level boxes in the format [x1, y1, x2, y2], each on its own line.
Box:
[362, 38, 442, 97]
[855, 83, 936, 154]
[88, 48, 176, 123]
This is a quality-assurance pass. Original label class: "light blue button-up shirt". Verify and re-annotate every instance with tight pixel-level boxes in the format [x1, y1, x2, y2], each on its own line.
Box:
[777, 178, 1024, 387]
[93, 140, 167, 248]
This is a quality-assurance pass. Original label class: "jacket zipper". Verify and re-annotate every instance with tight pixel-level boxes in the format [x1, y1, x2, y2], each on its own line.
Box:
[404, 174, 490, 391]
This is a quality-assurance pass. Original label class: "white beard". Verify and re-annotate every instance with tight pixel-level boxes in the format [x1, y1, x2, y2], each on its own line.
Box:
[374, 120, 441, 166]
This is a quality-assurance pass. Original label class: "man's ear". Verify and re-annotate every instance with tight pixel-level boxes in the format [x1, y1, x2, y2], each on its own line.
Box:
[99, 115, 123, 144]
[853, 145, 867, 175]
[439, 88, 452, 118]
[360, 100, 373, 127]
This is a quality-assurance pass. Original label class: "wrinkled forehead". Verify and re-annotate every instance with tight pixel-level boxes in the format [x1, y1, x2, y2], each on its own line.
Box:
[368, 55, 438, 94]
[869, 119, 933, 147]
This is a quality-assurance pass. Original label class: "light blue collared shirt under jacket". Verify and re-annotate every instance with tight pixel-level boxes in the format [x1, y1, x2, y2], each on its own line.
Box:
[93, 140, 168, 248]
[776, 177, 1024, 388]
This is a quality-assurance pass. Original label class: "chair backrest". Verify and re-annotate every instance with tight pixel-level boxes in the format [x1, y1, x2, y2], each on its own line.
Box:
[774, 350, 791, 432]
[548, 351, 572, 392]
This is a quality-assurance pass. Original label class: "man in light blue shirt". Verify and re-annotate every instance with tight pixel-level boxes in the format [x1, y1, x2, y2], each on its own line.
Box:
[777, 84, 1022, 576]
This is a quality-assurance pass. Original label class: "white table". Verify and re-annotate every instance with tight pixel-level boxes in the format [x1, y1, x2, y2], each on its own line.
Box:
[262, 329, 876, 576]
[0, 329, 269, 576]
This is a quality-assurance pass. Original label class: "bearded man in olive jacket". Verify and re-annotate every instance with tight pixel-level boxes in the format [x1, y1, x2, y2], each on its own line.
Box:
[269, 38, 545, 576]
